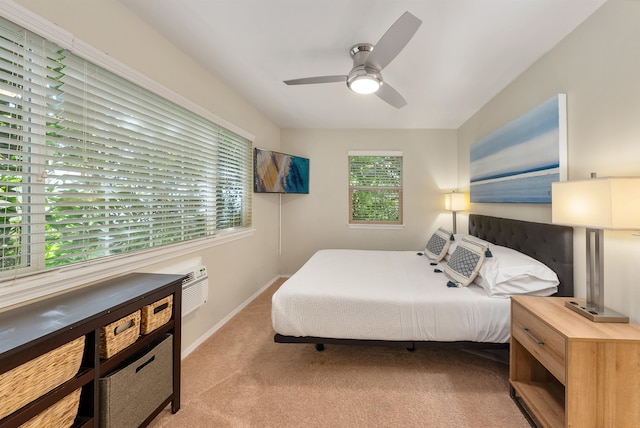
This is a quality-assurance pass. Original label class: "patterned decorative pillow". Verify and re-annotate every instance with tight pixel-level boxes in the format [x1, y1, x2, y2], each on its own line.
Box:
[444, 237, 487, 287]
[424, 228, 453, 261]
[447, 234, 490, 256]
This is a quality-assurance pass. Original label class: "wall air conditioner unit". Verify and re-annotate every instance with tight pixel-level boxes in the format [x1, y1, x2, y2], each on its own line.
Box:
[181, 265, 209, 317]
[142, 257, 208, 317]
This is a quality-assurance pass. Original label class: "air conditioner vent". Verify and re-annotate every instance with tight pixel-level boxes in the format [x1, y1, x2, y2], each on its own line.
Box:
[181, 266, 208, 317]
[182, 272, 196, 285]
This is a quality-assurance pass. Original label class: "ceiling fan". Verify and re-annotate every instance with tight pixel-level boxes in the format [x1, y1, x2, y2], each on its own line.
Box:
[283, 11, 422, 109]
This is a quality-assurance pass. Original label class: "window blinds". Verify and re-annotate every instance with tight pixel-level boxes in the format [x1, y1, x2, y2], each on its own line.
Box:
[348, 153, 403, 224]
[0, 16, 252, 277]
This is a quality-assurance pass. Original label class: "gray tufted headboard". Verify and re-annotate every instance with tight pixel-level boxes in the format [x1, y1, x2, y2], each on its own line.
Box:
[468, 214, 574, 297]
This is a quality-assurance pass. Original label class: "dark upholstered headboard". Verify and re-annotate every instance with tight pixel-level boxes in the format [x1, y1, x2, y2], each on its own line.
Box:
[468, 214, 574, 297]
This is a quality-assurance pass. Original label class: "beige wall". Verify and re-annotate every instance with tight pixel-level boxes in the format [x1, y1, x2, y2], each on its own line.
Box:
[457, 0, 640, 322]
[12, 0, 282, 351]
[280, 129, 458, 273]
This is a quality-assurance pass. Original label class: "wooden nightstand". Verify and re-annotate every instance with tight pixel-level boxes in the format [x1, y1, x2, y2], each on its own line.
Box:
[510, 296, 640, 428]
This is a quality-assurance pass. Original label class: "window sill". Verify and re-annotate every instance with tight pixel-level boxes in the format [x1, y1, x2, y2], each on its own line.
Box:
[347, 223, 405, 230]
[0, 228, 255, 311]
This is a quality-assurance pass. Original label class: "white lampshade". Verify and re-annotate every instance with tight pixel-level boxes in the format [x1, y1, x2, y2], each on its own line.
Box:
[552, 177, 640, 230]
[444, 192, 466, 212]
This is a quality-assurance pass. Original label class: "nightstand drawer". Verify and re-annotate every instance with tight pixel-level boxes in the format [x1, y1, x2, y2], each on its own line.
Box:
[512, 301, 566, 383]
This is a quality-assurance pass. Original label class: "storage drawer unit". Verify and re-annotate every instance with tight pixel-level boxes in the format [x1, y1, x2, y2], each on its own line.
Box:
[19, 388, 82, 428]
[0, 273, 183, 428]
[100, 310, 142, 359]
[141, 295, 173, 334]
[511, 301, 565, 383]
[100, 334, 173, 428]
[0, 336, 85, 421]
[510, 296, 640, 428]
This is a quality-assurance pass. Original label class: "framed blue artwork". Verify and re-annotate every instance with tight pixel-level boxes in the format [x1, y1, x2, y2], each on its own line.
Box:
[254, 148, 309, 194]
[470, 94, 567, 203]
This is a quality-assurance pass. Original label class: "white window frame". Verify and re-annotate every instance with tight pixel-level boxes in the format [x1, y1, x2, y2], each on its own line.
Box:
[348, 150, 404, 230]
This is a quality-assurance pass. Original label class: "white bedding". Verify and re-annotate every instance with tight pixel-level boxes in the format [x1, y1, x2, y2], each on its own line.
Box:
[272, 249, 511, 343]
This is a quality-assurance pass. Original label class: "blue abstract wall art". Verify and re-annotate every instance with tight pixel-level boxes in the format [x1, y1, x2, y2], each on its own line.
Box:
[470, 94, 567, 203]
[254, 148, 309, 194]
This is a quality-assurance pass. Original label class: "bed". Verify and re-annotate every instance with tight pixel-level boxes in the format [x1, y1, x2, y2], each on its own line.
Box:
[272, 214, 573, 350]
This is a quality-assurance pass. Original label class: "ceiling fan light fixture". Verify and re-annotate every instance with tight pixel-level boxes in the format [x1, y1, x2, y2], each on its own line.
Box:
[283, 12, 421, 108]
[348, 75, 381, 94]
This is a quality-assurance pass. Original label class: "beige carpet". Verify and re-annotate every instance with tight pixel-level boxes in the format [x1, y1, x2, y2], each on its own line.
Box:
[149, 278, 530, 428]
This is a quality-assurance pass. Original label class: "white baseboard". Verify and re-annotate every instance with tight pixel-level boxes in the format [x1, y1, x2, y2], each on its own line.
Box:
[181, 275, 282, 359]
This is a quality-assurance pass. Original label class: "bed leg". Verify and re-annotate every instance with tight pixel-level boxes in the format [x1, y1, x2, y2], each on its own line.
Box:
[407, 345, 415, 352]
[315, 343, 325, 351]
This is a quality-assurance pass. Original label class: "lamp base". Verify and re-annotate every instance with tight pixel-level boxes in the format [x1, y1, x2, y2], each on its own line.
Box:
[565, 300, 629, 323]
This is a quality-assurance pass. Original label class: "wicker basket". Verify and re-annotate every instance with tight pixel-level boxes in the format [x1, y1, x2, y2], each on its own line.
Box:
[0, 336, 85, 421]
[20, 388, 81, 428]
[100, 310, 141, 359]
[140, 295, 173, 334]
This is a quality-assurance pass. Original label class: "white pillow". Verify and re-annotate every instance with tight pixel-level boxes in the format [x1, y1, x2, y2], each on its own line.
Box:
[424, 227, 453, 261]
[444, 238, 487, 287]
[474, 245, 559, 298]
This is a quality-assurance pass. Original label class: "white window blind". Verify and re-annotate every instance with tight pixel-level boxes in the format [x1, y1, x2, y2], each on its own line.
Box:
[348, 151, 403, 224]
[0, 15, 252, 279]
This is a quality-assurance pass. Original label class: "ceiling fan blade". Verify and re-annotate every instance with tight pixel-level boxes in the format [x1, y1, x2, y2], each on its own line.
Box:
[366, 11, 422, 71]
[284, 75, 347, 85]
[376, 83, 407, 109]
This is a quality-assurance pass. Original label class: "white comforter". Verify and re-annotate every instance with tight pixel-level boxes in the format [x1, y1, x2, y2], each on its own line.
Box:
[272, 249, 511, 343]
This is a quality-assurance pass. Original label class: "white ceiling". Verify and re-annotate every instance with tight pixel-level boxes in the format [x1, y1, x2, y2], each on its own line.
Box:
[119, 0, 606, 129]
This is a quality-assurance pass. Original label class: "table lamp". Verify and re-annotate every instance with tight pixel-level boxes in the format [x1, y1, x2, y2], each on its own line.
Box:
[552, 175, 640, 322]
[444, 192, 466, 234]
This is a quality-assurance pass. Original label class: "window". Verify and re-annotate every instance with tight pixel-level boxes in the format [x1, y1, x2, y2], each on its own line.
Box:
[348, 151, 403, 225]
[0, 15, 252, 281]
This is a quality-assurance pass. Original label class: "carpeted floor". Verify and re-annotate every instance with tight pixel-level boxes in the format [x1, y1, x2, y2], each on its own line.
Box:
[149, 278, 530, 428]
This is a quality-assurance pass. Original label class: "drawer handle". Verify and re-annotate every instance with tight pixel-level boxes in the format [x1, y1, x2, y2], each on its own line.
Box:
[136, 355, 155, 373]
[114, 319, 135, 335]
[522, 328, 544, 345]
[154, 302, 169, 314]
